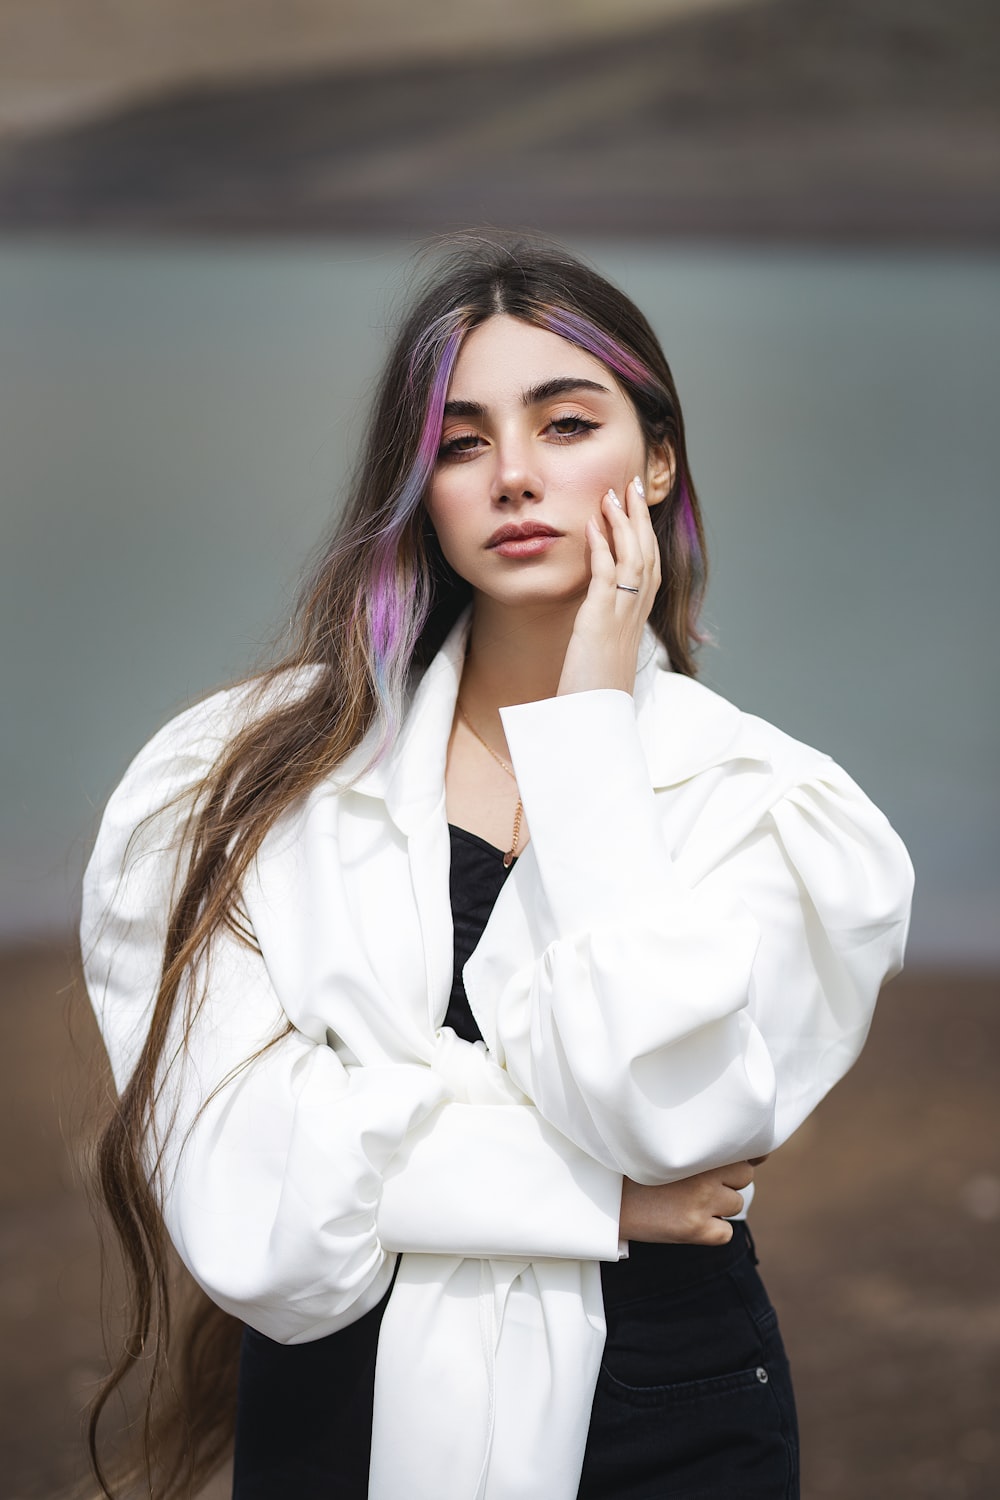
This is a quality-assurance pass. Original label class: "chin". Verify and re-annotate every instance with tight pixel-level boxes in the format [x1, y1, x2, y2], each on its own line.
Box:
[480, 576, 589, 609]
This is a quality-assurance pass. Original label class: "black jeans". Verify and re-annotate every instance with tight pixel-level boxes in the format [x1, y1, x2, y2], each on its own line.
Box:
[232, 1285, 389, 1499]
[578, 1222, 799, 1499]
[232, 1224, 798, 1499]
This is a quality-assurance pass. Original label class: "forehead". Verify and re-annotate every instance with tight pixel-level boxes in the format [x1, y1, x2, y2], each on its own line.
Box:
[447, 314, 628, 405]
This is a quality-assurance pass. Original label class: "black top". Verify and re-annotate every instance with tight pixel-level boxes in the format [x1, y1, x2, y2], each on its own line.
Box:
[444, 823, 516, 1043]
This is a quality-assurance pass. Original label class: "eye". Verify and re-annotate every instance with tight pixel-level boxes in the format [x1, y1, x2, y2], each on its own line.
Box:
[438, 432, 483, 461]
[548, 414, 600, 440]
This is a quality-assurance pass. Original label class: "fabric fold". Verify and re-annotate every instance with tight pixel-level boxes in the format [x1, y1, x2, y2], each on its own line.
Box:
[371, 1255, 605, 1500]
[369, 1028, 608, 1499]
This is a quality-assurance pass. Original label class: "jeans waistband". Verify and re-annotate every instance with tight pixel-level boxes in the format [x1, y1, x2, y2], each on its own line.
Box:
[601, 1219, 756, 1310]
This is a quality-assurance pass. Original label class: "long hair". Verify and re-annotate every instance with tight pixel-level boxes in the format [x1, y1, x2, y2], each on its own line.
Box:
[87, 233, 709, 1497]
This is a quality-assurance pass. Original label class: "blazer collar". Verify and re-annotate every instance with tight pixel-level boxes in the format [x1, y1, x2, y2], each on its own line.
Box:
[338, 613, 470, 834]
[633, 634, 746, 789]
[339, 613, 746, 831]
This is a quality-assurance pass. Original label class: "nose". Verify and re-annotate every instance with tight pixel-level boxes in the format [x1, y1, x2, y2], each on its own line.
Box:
[490, 433, 543, 507]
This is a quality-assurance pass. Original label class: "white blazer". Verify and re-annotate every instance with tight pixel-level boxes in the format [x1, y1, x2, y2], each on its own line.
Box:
[82, 614, 913, 1499]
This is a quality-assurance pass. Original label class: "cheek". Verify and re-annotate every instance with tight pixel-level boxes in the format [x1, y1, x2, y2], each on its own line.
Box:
[423, 477, 451, 532]
[424, 486, 470, 559]
[553, 440, 642, 501]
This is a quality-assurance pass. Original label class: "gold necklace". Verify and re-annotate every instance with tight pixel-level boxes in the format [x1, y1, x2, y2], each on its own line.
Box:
[457, 701, 524, 868]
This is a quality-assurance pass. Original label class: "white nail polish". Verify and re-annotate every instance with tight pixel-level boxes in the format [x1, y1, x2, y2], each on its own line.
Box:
[608, 488, 623, 508]
[633, 475, 646, 499]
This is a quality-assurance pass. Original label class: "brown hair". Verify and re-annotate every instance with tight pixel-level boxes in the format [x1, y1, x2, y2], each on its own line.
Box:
[86, 232, 709, 1496]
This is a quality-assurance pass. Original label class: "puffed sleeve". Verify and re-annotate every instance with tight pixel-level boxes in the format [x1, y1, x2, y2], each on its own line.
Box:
[464, 689, 914, 1186]
[82, 694, 623, 1345]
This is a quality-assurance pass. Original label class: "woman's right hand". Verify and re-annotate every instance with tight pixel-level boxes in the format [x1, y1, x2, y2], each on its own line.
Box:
[620, 1161, 760, 1246]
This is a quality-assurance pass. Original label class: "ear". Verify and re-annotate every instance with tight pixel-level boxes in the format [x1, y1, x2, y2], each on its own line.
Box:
[644, 443, 675, 507]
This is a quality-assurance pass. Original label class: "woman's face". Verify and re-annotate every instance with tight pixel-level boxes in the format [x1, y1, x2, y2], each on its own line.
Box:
[424, 315, 667, 610]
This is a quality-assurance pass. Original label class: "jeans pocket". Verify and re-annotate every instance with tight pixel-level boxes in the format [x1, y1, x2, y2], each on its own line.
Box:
[581, 1357, 797, 1500]
[600, 1250, 764, 1391]
[579, 1254, 800, 1499]
[597, 1356, 777, 1406]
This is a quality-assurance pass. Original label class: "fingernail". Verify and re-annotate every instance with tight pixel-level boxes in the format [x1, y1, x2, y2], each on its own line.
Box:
[608, 488, 623, 508]
[633, 475, 646, 499]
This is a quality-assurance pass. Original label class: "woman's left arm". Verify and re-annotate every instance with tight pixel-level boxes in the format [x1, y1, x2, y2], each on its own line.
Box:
[464, 688, 914, 1185]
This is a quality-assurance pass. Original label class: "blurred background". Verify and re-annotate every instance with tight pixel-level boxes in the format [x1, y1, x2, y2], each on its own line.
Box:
[1, 1, 998, 1495]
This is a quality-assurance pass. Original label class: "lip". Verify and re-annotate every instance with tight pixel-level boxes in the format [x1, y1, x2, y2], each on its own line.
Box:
[486, 522, 563, 551]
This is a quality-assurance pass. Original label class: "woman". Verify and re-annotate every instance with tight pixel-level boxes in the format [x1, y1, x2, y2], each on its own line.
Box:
[82, 235, 913, 1500]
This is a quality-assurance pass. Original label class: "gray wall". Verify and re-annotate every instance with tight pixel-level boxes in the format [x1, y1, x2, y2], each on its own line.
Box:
[2, 237, 997, 964]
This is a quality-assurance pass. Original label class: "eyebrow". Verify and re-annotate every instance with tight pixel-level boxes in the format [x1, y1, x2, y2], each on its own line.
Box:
[442, 377, 612, 420]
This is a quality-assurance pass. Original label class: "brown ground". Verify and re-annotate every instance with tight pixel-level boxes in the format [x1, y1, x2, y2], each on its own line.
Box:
[2, 945, 998, 1499]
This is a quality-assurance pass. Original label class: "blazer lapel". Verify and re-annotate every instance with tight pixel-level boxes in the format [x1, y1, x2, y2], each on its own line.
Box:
[373, 614, 472, 1035]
